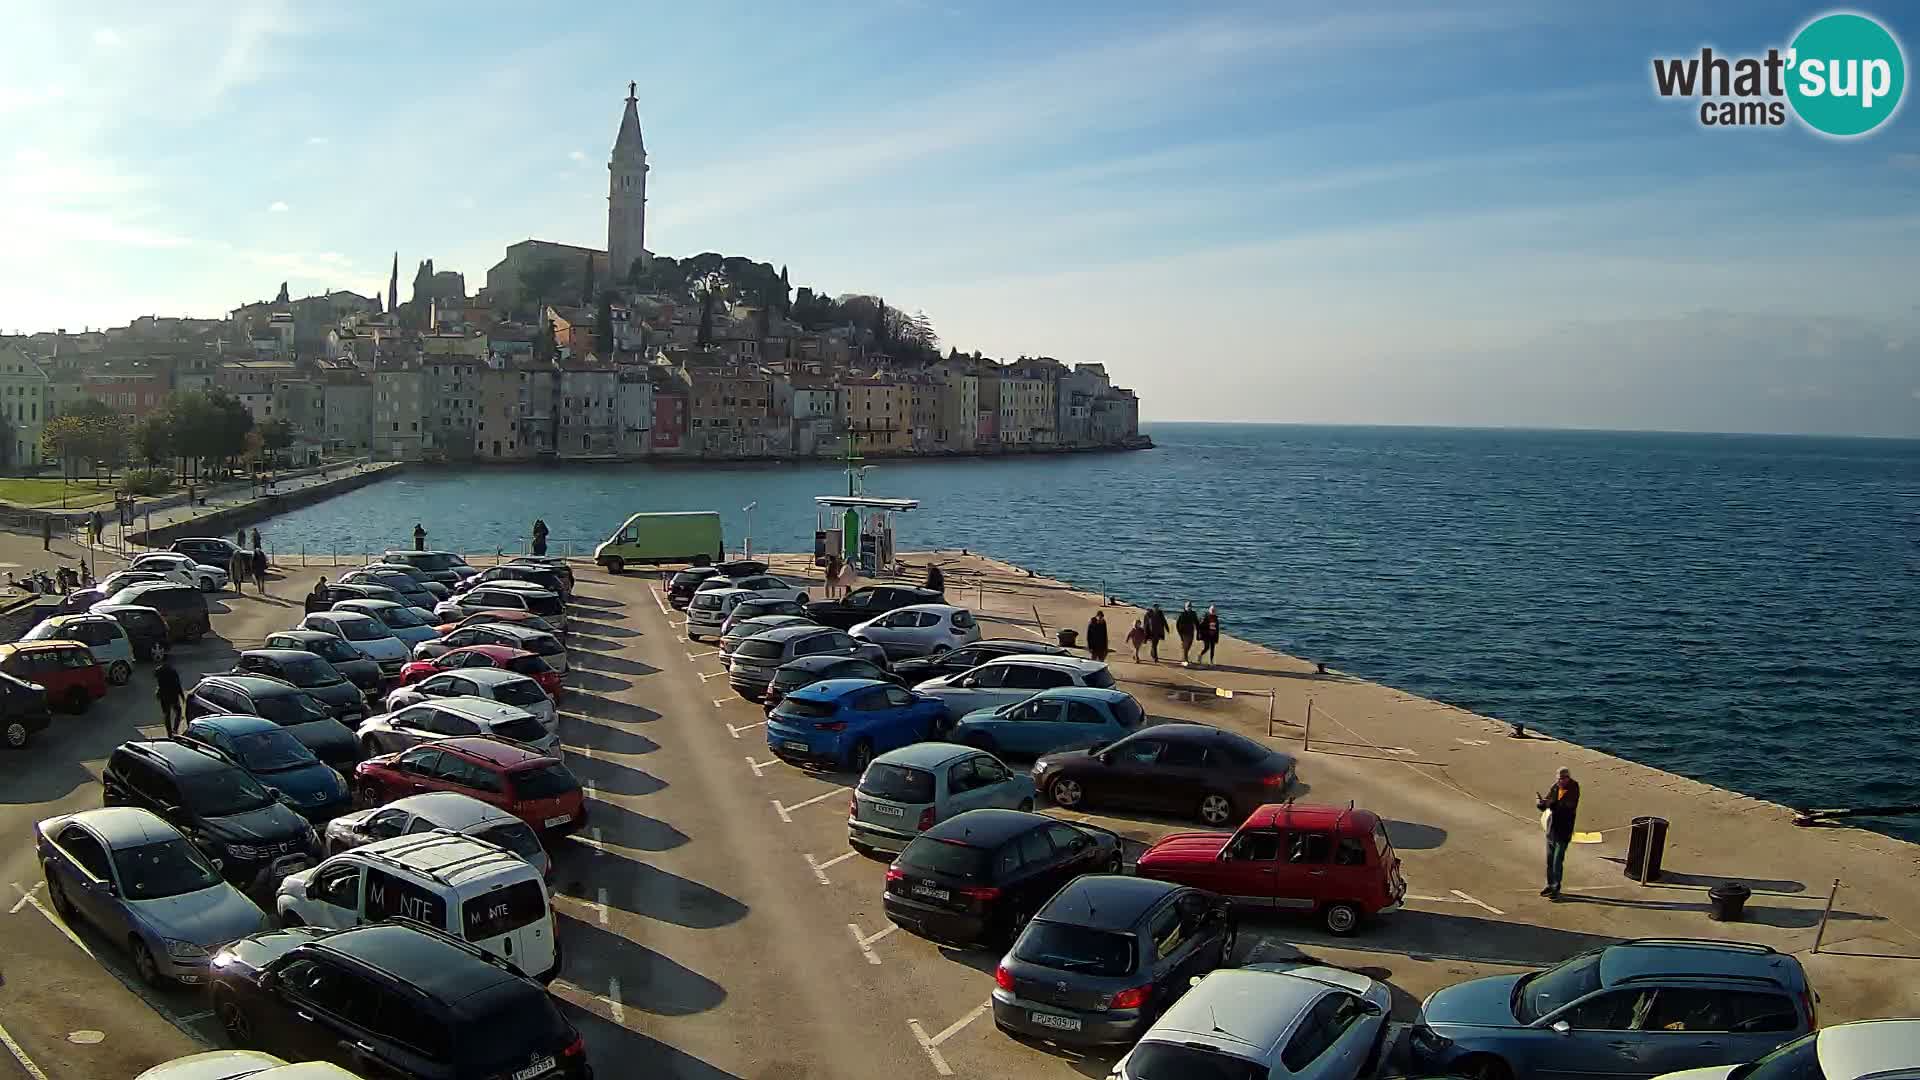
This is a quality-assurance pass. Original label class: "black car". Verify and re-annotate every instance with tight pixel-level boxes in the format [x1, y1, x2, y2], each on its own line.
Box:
[170, 537, 242, 568]
[209, 921, 591, 1080]
[90, 603, 170, 662]
[184, 675, 361, 772]
[1034, 723, 1298, 827]
[229, 650, 370, 722]
[337, 570, 440, 609]
[883, 808, 1122, 947]
[763, 655, 904, 711]
[319, 582, 408, 607]
[991, 875, 1234, 1046]
[458, 564, 569, 599]
[892, 638, 1071, 682]
[0, 672, 53, 749]
[103, 582, 211, 643]
[505, 555, 575, 592]
[261, 631, 385, 695]
[806, 584, 946, 630]
[666, 567, 721, 608]
[103, 740, 319, 893]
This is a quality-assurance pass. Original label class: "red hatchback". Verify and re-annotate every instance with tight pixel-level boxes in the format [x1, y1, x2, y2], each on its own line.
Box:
[353, 736, 587, 836]
[396, 644, 564, 697]
[1133, 802, 1406, 935]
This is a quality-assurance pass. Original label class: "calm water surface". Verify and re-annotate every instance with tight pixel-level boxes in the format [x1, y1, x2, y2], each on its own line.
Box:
[260, 425, 1920, 839]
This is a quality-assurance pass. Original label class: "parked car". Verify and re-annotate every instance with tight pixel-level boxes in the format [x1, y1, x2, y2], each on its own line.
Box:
[433, 585, 566, 632]
[134, 1050, 360, 1080]
[316, 582, 408, 608]
[379, 549, 479, 585]
[992, 875, 1234, 1046]
[105, 582, 211, 642]
[411, 623, 568, 674]
[22, 612, 136, 685]
[183, 675, 362, 772]
[361, 695, 553, 756]
[399, 644, 563, 698]
[505, 554, 575, 592]
[686, 587, 756, 641]
[335, 569, 441, 610]
[765, 678, 947, 772]
[102, 739, 321, 894]
[691, 572, 803, 605]
[913, 654, 1118, 722]
[360, 562, 452, 600]
[1410, 939, 1817, 1080]
[1135, 803, 1406, 935]
[593, 510, 723, 573]
[36, 806, 268, 986]
[207, 921, 590, 1079]
[54, 586, 109, 615]
[299, 610, 411, 681]
[805, 584, 946, 630]
[383, 668, 555, 729]
[890, 638, 1069, 683]
[169, 536, 242, 569]
[1649, 1019, 1920, 1080]
[451, 579, 568, 631]
[951, 686, 1149, 757]
[332, 598, 442, 647]
[883, 808, 1122, 946]
[0, 671, 53, 749]
[728, 624, 889, 700]
[763, 655, 903, 711]
[102, 568, 191, 594]
[132, 551, 231, 593]
[457, 563, 570, 599]
[0, 640, 107, 713]
[90, 602, 170, 662]
[719, 614, 815, 661]
[432, 608, 565, 639]
[1035, 723, 1298, 827]
[1111, 964, 1393, 1080]
[323, 790, 549, 878]
[228, 649, 370, 723]
[851, 603, 982, 659]
[260, 630, 384, 696]
[719, 597, 811, 637]
[666, 566, 721, 608]
[848, 743, 1035, 855]
[275, 831, 560, 981]
[178, 715, 354, 823]
[354, 737, 586, 836]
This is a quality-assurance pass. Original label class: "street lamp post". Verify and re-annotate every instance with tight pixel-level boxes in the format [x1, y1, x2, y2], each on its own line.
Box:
[742, 501, 757, 560]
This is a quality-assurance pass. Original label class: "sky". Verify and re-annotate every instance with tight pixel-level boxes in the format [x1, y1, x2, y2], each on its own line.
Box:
[2, 1, 1918, 436]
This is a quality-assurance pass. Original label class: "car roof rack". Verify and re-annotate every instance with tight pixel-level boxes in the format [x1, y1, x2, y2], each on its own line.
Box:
[356, 834, 515, 886]
[1614, 972, 1789, 988]
[1623, 938, 1777, 954]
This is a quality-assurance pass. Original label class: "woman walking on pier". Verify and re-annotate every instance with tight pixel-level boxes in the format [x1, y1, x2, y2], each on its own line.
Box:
[1085, 611, 1109, 662]
[1143, 604, 1168, 662]
[1198, 605, 1220, 666]
[229, 548, 251, 595]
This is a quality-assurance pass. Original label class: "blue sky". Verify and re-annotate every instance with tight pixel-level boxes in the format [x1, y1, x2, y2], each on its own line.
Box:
[3, 1, 1917, 435]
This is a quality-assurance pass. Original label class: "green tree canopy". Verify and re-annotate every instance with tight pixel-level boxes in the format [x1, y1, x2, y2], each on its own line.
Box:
[519, 258, 570, 314]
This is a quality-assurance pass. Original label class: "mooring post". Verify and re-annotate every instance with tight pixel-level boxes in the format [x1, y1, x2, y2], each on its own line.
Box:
[1812, 878, 1841, 953]
[1304, 699, 1314, 752]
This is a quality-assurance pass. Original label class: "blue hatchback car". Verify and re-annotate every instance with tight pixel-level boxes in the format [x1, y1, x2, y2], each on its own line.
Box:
[176, 714, 353, 823]
[950, 686, 1148, 757]
[766, 679, 948, 772]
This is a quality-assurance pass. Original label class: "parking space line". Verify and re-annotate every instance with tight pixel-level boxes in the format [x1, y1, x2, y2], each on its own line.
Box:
[713, 697, 731, 708]
[0, 1018, 49, 1080]
[9, 881, 42, 913]
[686, 649, 719, 660]
[178, 1011, 214, 1024]
[648, 587, 669, 615]
[595, 888, 610, 925]
[1451, 889, 1505, 916]
[806, 851, 856, 885]
[15, 884, 213, 1047]
[908, 1000, 991, 1075]
[700, 670, 728, 681]
[727, 720, 765, 739]
[746, 756, 780, 778]
[607, 977, 626, 1024]
[846, 920, 896, 965]
[16, 886, 93, 958]
[773, 786, 849, 823]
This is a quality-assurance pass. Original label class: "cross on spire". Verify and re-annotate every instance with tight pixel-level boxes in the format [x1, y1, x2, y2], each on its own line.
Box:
[627, 81, 636, 102]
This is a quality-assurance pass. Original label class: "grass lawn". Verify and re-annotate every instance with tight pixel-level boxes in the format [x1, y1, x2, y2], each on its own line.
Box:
[0, 478, 123, 510]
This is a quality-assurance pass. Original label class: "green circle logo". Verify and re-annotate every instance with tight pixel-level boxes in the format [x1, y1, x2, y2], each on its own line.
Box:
[1787, 12, 1906, 137]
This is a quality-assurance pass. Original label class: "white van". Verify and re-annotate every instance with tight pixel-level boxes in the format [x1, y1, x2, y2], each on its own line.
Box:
[273, 831, 559, 982]
[685, 587, 753, 641]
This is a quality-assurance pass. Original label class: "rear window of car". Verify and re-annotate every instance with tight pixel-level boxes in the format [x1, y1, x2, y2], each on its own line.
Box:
[897, 837, 990, 881]
[1013, 920, 1136, 977]
[670, 571, 708, 586]
[690, 593, 723, 610]
[522, 634, 563, 657]
[1110, 696, 1145, 729]
[492, 716, 549, 744]
[336, 619, 386, 642]
[508, 763, 578, 799]
[860, 764, 935, 803]
[255, 691, 329, 725]
[492, 681, 547, 707]
[773, 697, 836, 720]
[735, 639, 786, 660]
[524, 594, 563, 617]
[1124, 1043, 1264, 1080]
[457, 987, 573, 1068]
[472, 821, 546, 863]
[504, 655, 553, 677]
[139, 587, 203, 612]
[461, 879, 547, 941]
[1081, 666, 1116, 689]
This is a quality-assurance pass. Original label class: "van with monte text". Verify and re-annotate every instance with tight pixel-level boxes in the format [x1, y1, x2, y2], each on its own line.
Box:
[594, 511, 724, 573]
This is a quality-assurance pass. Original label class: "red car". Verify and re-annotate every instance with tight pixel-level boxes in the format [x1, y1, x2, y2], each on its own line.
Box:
[353, 736, 587, 836]
[1133, 802, 1406, 935]
[397, 644, 564, 697]
[0, 641, 108, 713]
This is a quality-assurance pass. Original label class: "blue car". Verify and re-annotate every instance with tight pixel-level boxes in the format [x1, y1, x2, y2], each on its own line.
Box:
[766, 679, 948, 772]
[176, 715, 353, 823]
[949, 686, 1148, 757]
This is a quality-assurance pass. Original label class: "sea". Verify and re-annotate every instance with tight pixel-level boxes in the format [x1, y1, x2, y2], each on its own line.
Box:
[257, 424, 1920, 840]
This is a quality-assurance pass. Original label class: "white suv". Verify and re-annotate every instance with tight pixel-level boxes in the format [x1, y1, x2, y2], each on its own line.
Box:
[912, 654, 1117, 721]
[275, 831, 560, 982]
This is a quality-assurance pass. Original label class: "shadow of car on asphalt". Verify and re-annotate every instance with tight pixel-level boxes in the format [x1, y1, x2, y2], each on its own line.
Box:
[562, 693, 662, 725]
[560, 719, 659, 756]
[561, 1003, 746, 1079]
[562, 669, 631, 694]
[566, 755, 667, 798]
[564, 800, 689, 852]
[570, 652, 661, 677]
[553, 913, 726, 1016]
[561, 857, 750, 930]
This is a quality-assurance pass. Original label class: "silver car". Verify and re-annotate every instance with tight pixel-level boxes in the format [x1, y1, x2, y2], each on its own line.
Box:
[383, 667, 556, 729]
[35, 807, 268, 986]
[1112, 964, 1392, 1080]
[913, 654, 1119, 721]
[720, 614, 815, 662]
[357, 696, 557, 756]
[322, 791, 549, 878]
[851, 603, 982, 659]
[728, 623, 888, 700]
[848, 743, 1035, 855]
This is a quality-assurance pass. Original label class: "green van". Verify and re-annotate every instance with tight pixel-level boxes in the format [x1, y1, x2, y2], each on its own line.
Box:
[595, 512, 726, 573]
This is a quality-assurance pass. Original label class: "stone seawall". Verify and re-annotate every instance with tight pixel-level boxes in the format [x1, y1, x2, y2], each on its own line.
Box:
[129, 464, 403, 547]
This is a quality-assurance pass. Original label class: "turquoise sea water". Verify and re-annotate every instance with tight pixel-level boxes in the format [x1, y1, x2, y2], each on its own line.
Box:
[258, 424, 1920, 840]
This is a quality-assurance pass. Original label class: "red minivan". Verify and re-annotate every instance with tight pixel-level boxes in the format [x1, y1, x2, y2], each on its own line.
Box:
[353, 736, 587, 836]
[1133, 802, 1405, 935]
[0, 642, 108, 714]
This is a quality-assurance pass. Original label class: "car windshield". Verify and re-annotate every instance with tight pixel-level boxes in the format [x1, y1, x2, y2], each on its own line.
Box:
[113, 839, 224, 901]
[182, 768, 276, 816]
[1124, 1042, 1265, 1080]
[373, 605, 427, 628]
[230, 729, 318, 771]
[459, 991, 573, 1068]
[1732, 1034, 1823, 1080]
[860, 764, 935, 803]
[277, 656, 341, 686]
[510, 763, 577, 798]
[671, 571, 710, 586]
[254, 692, 329, 725]
[1082, 667, 1116, 689]
[472, 821, 546, 863]
[493, 681, 548, 707]
[690, 594, 723, 610]
[897, 836, 989, 881]
[1516, 952, 1603, 1023]
[335, 619, 386, 642]
[1013, 920, 1137, 976]
[735, 639, 786, 660]
[105, 588, 151, 606]
[771, 666, 817, 689]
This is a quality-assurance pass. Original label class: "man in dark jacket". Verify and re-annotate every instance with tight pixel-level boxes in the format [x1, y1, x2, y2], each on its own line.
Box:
[156, 661, 185, 736]
[413, 523, 427, 551]
[1175, 602, 1199, 663]
[1143, 604, 1169, 662]
[1085, 611, 1109, 662]
[532, 519, 549, 556]
[1538, 767, 1580, 899]
[306, 577, 331, 614]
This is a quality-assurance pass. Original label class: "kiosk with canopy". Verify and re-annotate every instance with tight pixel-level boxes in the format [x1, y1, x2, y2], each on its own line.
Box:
[813, 442, 918, 574]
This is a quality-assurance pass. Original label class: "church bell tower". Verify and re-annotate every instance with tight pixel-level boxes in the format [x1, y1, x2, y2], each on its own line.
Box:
[608, 81, 649, 284]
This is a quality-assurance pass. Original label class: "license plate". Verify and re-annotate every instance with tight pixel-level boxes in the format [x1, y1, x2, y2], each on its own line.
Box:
[872, 803, 905, 817]
[176, 974, 203, 985]
[911, 883, 950, 901]
[783, 740, 809, 752]
[544, 814, 572, 827]
[513, 1057, 556, 1080]
[1029, 1012, 1081, 1032]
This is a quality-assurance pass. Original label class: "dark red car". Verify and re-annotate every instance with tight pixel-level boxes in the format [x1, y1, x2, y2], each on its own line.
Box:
[397, 644, 564, 697]
[353, 736, 587, 836]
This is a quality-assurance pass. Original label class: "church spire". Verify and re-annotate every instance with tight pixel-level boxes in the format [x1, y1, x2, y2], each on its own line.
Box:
[387, 252, 398, 316]
[613, 82, 645, 158]
[608, 81, 650, 283]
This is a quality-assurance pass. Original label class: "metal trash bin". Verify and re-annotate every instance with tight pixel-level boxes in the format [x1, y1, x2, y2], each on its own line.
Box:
[1708, 882, 1752, 922]
[1057, 629, 1078, 649]
[1624, 816, 1669, 881]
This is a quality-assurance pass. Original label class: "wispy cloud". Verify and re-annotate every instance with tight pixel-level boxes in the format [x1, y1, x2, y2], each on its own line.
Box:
[568, 149, 586, 162]
[91, 27, 123, 47]
[307, 135, 328, 146]
[267, 200, 289, 212]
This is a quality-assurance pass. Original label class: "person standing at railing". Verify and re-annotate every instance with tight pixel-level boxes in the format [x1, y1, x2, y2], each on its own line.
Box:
[532, 519, 550, 556]
[413, 523, 427, 550]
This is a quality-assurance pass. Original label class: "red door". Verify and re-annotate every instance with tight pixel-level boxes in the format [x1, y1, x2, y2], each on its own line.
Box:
[1276, 829, 1337, 911]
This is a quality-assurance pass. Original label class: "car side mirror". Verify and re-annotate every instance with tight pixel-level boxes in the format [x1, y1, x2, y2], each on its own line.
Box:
[93, 879, 118, 897]
[1096, 751, 1114, 765]
[1360, 999, 1384, 1016]
[1189, 975, 1202, 988]
[1551, 1020, 1572, 1036]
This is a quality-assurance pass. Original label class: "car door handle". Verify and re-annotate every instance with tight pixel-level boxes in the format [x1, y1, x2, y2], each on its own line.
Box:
[1607, 1042, 1635, 1051]
[1308, 870, 1327, 877]
[297, 1011, 315, 1022]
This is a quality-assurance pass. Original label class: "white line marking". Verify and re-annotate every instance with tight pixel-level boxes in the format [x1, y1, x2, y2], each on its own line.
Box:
[584, 781, 597, 802]
[608, 977, 625, 1024]
[15, 885, 211, 1046]
[1381, 746, 1416, 756]
[774, 800, 791, 823]
[727, 720, 765, 739]
[579, 745, 594, 760]
[649, 587, 669, 615]
[806, 850, 857, 884]
[1404, 893, 1450, 903]
[590, 827, 604, 848]
[700, 670, 728, 682]
[929, 1001, 991, 1046]
[596, 888, 610, 925]
[686, 649, 719, 660]
[9, 881, 43, 914]
[773, 786, 849, 821]
[17, 888, 92, 957]
[1456, 737, 1491, 746]
[747, 756, 780, 778]
[907, 1019, 952, 1075]
[1451, 889, 1506, 916]
[846, 921, 896, 965]
[0, 1018, 49, 1080]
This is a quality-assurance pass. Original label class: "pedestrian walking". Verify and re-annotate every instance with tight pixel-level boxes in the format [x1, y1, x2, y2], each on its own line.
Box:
[42, 515, 52, 551]
[89, 510, 104, 546]
[1085, 611, 1110, 662]
[531, 519, 550, 557]
[252, 546, 269, 595]
[1144, 604, 1168, 662]
[235, 528, 246, 547]
[1538, 768, 1580, 899]
[1198, 605, 1220, 666]
[834, 555, 858, 596]
[1125, 619, 1147, 662]
[156, 660, 184, 736]
[229, 548, 251, 594]
[413, 523, 427, 551]
[250, 528, 261, 551]
[925, 563, 945, 594]
[306, 577, 331, 614]
[1175, 602, 1199, 664]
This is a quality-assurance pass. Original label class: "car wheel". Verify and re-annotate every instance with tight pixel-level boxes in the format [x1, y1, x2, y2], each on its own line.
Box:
[1323, 901, 1362, 936]
[1048, 777, 1084, 808]
[131, 939, 162, 986]
[67, 688, 91, 714]
[200, 576, 216, 592]
[1218, 919, 1238, 966]
[3, 720, 30, 749]
[849, 738, 875, 773]
[107, 660, 132, 686]
[148, 641, 167, 663]
[606, 557, 624, 575]
[1459, 1056, 1514, 1080]
[46, 874, 75, 920]
[1103, 852, 1123, 874]
[1197, 792, 1234, 826]
[1016, 798, 1033, 812]
[217, 994, 255, 1047]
